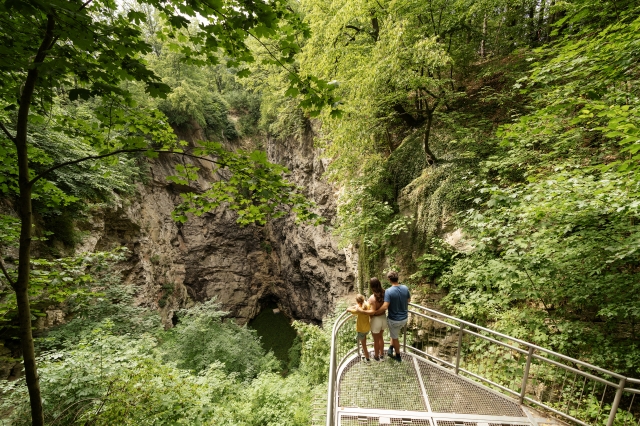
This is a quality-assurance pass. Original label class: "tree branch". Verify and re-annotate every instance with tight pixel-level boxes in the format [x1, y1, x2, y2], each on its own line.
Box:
[0, 122, 15, 142]
[0, 255, 16, 289]
[423, 107, 438, 165]
[422, 87, 440, 100]
[246, 33, 298, 77]
[213, 9, 330, 104]
[393, 104, 426, 128]
[79, 0, 94, 11]
[28, 148, 229, 187]
[522, 266, 559, 329]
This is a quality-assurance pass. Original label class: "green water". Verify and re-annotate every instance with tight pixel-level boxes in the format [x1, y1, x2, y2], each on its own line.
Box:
[249, 303, 297, 367]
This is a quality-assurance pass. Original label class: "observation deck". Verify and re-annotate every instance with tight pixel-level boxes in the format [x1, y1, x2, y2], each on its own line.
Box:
[325, 304, 640, 426]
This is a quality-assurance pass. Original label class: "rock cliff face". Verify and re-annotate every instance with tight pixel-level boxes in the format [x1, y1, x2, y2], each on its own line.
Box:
[79, 124, 354, 327]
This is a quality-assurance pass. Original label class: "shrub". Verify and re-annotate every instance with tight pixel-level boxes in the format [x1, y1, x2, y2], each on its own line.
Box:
[162, 300, 280, 380]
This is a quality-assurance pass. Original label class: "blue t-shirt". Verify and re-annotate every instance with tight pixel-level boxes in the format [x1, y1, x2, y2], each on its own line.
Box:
[384, 284, 410, 321]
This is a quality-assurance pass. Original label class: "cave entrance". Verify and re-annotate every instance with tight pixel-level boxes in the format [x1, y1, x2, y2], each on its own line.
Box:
[248, 295, 297, 370]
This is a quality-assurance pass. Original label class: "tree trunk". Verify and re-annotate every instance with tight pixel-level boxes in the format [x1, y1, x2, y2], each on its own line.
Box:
[546, 0, 555, 38]
[423, 110, 437, 165]
[15, 113, 43, 426]
[548, 0, 565, 41]
[13, 13, 56, 426]
[370, 15, 379, 41]
[537, 0, 547, 42]
[528, 2, 536, 44]
[480, 14, 487, 58]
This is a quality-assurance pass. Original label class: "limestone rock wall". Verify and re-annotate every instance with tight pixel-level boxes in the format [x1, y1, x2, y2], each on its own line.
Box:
[265, 127, 354, 321]
[82, 126, 354, 327]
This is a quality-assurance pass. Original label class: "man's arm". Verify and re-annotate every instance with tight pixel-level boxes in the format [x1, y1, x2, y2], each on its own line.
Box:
[355, 305, 375, 315]
[365, 301, 389, 316]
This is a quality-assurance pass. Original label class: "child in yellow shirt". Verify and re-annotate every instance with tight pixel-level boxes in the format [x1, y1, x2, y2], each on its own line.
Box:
[347, 294, 371, 364]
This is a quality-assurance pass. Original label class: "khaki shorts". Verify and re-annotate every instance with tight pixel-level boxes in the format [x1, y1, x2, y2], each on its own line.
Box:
[370, 315, 387, 334]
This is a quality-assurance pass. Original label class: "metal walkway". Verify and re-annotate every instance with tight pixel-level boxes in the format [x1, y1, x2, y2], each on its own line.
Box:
[326, 304, 640, 426]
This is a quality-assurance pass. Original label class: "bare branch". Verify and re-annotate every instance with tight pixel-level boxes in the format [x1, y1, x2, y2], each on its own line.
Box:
[392, 104, 426, 128]
[28, 148, 228, 187]
[48, 397, 102, 426]
[246, 33, 298, 77]
[522, 266, 559, 329]
[0, 122, 15, 142]
[0, 255, 16, 289]
[79, 0, 94, 11]
[422, 87, 440, 100]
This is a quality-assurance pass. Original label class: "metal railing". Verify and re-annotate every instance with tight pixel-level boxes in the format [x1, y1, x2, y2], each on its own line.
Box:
[326, 303, 640, 426]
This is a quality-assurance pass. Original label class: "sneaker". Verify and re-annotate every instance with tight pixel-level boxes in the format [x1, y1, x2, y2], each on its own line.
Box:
[363, 357, 371, 365]
[394, 354, 402, 363]
[373, 355, 380, 362]
[387, 346, 394, 357]
[379, 355, 385, 361]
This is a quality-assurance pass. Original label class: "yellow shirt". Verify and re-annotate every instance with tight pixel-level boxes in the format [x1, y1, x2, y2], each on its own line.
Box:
[348, 302, 371, 333]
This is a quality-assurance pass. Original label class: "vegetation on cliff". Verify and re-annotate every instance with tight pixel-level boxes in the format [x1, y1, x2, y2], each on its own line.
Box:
[300, 0, 640, 376]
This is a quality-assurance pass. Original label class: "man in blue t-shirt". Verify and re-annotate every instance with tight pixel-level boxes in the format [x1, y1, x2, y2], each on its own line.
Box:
[367, 271, 410, 362]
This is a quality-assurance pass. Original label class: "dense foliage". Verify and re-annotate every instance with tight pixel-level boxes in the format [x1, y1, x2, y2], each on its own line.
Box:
[296, 0, 640, 376]
[1, 282, 323, 425]
[163, 301, 281, 380]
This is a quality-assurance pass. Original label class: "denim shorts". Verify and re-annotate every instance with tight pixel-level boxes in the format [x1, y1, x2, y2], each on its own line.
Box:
[356, 331, 369, 341]
[387, 318, 407, 339]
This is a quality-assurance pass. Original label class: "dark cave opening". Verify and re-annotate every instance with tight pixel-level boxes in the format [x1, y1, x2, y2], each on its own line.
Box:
[248, 295, 297, 369]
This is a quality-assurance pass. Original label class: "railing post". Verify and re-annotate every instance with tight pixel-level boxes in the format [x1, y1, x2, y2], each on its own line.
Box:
[519, 346, 535, 404]
[326, 312, 348, 426]
[403, 325, 407, 353]
[606, 377, 627, 426]
[326, 335, 335, 426]
[455, 324, 464, 374]
[326, 341, 335, 426]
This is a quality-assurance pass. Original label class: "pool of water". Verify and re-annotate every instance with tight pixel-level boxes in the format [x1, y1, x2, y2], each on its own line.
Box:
[248, 303, 297, 367]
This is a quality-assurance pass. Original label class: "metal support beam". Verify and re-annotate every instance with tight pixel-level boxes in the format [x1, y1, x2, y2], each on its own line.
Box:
[403, 325, 407, 353]
[520, 347, 535, 404]
[455, 324, 464, 374]
[606, 377, 627, 426]
[413, 356, 432, 412]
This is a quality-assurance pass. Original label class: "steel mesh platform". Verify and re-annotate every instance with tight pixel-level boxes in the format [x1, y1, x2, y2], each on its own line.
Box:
[437, 422, 528, 426]
[418, 362, 525, 417]
[336, 352, 531, 426]
[338, 353, 427, 411]
[340, 416, 432, 425]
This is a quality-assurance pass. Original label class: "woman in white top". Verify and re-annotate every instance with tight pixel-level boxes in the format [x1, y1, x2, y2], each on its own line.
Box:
[366, 277, 387, 361]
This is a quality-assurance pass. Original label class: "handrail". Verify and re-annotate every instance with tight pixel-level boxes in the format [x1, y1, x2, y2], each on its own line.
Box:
[326, 302, 640, 426]
[408, 303, 626, 379]
[326, 310, 350, 426]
